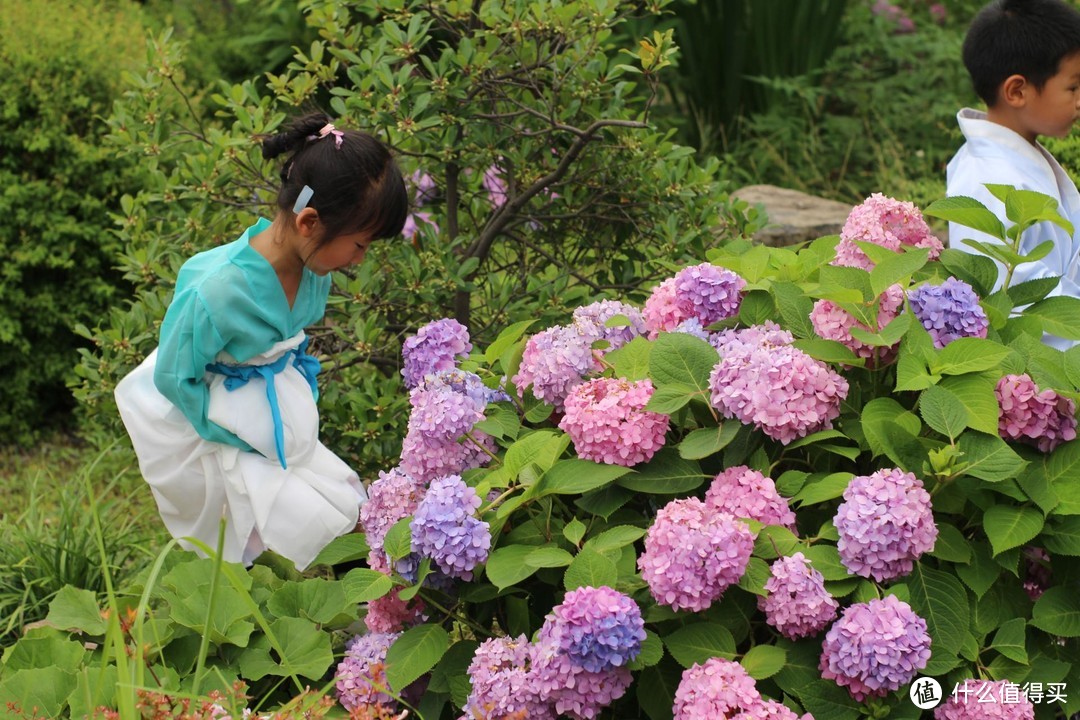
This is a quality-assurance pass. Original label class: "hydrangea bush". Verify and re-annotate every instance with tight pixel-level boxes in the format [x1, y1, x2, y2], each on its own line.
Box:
[334, 188, 1080, 720]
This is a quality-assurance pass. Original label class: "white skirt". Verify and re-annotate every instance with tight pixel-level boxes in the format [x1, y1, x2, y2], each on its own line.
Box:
[114, 332, 365, 570]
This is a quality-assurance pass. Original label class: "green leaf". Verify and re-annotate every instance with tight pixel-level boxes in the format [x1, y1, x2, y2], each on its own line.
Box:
[162, 559, 255, 647]
[526, 546, 574, 568]
[753, 526, 801, 559]
[772, 281, 817, 339]
[678, 424, 740, 460]
[939, 248, 1001, 297]
[801, 544, 851, 581]
[617, 449, 706, 494]
[428, 640, 479, 702]
[908, 564, 970, 661]
[741, 645, 787, 680]
[923, 195, 1006, 239]
[311, 533, 370, 566]
[1024, 296, 1080, 340]
[1032, 586, 1080, 636]
[1008, 277, 1060, 307]
[983, 504, 1044, 556]
[44, 586, 106, 635]
[267, 579, 350, 625]
[583, 526, 647, 554]
[869, 247, 929, 298]
[649, 332, 719, 394]
[791, 472, 852, 506]
[737, 557, 770, 596]
[385, 624, 451, 693]
[791, 339, 862, 366]
[739, 289, 776, 325]
[607, 336, 653, 382]
[1043, 516, 1080, 556]
[938, 375, 1001, 435]
[990, 618, 1028, 663]
[237, 616, 334, 681]
[0, 667, 78, 718]
[383, 517, 413, 562]
[535, 459, 630, 497]
[2, 630, 86, 672]
[797, 678, 863, 720]
[637, 662, 682, 720]
[575, 485, 635, 518]
[646, 383, 697, 414]
[564, 547, 618, 590]
[957, 543, 1000, 598]
[663, 623, 736, 667]
[501, 430, 570, 481]
[1048, 441, 1080, 514]
[928, 523, 972, 563]
[484, 319, 535, 363]
[473, 403, 521, 440]
[932, 338, 1013, 376]
[860, 397, 922, 459]
[563, 518, 587, 546]
[920, 384, 970, 439]
[486, 545, 540, 590]
[627, 630, 665, 670]
[342, 568, 394, 603]
[956, 431, 1028, 482]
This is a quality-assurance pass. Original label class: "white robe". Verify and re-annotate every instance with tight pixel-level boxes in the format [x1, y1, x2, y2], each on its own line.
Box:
[946, 108, 1080, 348]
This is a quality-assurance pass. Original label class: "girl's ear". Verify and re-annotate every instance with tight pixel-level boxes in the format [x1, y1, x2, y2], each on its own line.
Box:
[294, 207, 321, 237]
[1001, 74, 1029, 107]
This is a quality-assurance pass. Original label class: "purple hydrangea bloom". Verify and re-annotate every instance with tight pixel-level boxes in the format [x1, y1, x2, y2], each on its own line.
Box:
[410, 169, 437, 205]
[512, 324, 598, 409]
[360, 467, 426, 573]
[704, 465, 797, 531]
[483, 164, 508, 208]
[673, 657, 762, 720]
[711, 321, 793, 355]
[819, 594, 931, 701]
[758, 552, 838, 640]
[402, 211, 439, 242]
[407, 381, 485, 442]
[463, 635, 552, 720]
[908, 277, 989, 348]
[997, 373, 1078, 452]
[540, 586, 645, 672]
[934, 679, 1035, 720]
[673, 317, 713, 342]
[335, 632, 400, 712]
[638, 497, 754, 612]
[401, 318, 472, 389]
[673, 262, 746, 326]
[572, 299, 648, 353]
[410, 474, 490, 580]
[530, 634, 633, 720]
[834, 468, 938, 582]
[400, 427, 497, 484]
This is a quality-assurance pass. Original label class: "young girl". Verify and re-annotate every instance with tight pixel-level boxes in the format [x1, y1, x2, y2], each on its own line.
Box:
[115, 113, 408, 569]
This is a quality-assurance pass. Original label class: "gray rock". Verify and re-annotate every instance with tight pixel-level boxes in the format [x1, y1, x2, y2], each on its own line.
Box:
[733, 184, 852, 247]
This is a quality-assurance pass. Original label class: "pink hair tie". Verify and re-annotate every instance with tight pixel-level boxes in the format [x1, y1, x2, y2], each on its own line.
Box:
[309, 122, 344, 149]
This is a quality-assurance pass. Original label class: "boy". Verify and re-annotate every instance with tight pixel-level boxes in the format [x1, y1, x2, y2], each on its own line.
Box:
[946, 0, 1080, 343]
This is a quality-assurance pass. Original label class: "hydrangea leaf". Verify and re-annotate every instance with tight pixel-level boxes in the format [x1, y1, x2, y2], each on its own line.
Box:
[637, 662, 682, 720]
[525, 546, 574, 569]
[908, 563, 970, 661]
[938, 248, 1000, 298]
[791, 339, 863, 367]
[563, 518, 587, 546]
[956, 431, 1027, 483]
[869, 246, 929, 299]
[648, 332, 719, 395]
[575, 485, 635, 518]
[617, 449, 706, 494]
[662, 622, 736, 668]
[607, 336, 653, 382]
[310, 533, 369, 567]
[802, 544, 850, 582]
[738, 289, 775, 326]
[645, 383, 697, 414]
[563, 546, 618, 591]
[931, 338, 1013, 376]
[2, 629, 86, 672]
[427, 639, 479, 699]
[1047, 440, 1080, 514]
[485, 545, 539, 590]
[771, 281, 817, 340]
[535, 458, 630, 497]
[860, 397, 922, 459]
[741, 645, 786, 680]
[678, 424, 740, 460]
[1032, 586, 1080, 637]
[1042, 517, 1080, 556]
[937, 375, 1000, 435]
[267, 579, 350, 625]
[582, 526, 647, 555]
[1023, 296, 1080, 341]
[384, 623, 451, 693]
[983, 504, 1044, 556]
[928, 523, 972, 563]
[1007, 277, 1060, 307]
[792, 472, 852, 507]
[341, 568, 394, 604]
[627, 630, 664, 670]
[483, 319, 535, 364]
[990, 617, 1028, 664]
[923, 196, 1006, 240]
[919, 384, 969, 440]
[383, 517, 413, 562]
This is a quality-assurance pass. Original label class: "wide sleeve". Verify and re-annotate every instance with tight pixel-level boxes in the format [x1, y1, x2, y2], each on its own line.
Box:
[153, 287, 255, 451]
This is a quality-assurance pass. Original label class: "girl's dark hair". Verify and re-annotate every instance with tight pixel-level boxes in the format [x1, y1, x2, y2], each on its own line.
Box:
[963, 0, 1080, 106]
[261, 112, 409, 246]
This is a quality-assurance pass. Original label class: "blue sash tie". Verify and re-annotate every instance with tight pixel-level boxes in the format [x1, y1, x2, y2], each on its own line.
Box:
[206, 337, 321, 469]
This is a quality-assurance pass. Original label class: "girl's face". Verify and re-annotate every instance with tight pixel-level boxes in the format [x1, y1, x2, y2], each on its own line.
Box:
[302, 229, 374, 275]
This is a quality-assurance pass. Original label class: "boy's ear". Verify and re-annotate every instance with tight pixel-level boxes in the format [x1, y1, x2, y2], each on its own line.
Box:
[1001, 74, 1030, 107]
[294, 207, 321, 237]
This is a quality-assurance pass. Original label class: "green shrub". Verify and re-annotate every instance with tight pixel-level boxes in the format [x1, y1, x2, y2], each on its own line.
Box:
[0, 0, 148, 443]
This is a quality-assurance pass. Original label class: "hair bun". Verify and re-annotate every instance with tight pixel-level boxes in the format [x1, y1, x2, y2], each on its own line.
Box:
[261, 112, 334, 159]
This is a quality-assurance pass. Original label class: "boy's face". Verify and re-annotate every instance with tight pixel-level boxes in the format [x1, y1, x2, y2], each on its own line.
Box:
[1025, 52, 1080, 139]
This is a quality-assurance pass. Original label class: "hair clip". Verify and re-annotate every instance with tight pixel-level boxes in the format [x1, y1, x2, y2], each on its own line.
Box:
[293, 185, 314, 214]
[309, 122, 344, 149]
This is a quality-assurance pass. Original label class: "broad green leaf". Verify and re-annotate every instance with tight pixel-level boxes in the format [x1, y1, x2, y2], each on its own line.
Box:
[939, 248, 1001, 297]
[646, 383, 697, 414]
[428, 640, 480, 702]
[0, 667, 77, 718]
[772, 281, 817, 339]
[957, 543, 999, 598]
[1066, 345, 1080, 388]
[990, 618, 1028, 664]
[311, 533, 369, 566]
[583, 526, 647, 554]
[801, 544, 851, 581]
[564, 547, 618, 590]
[607, 336, 653, 382]
[385, 624, 451, 693]
[162, 559, 255, 647]
[563, 518, 587, 546]
[663, 623, 736, 667]
[923, 195, 1006, 239]
[932, 338, 1013, 376]
[649, 332, 719, 393]
[2, 630, 85, 672]
[753, 526, 801, 559]
[502, 430, 571, 480]
[535, 459, 630, 497]
[817, 265, 873, 304]
[383, 517, 413, 561]
[860, 397, 922, 459]
[928, 523, 972, 563]
[792, 473, 852, 506]
[956, 431, 1027, 482]
[267, 579, 349, 625]
[237, 616, 334, 681]
[44, 586, 106, 635]
[1042, 517, 1080, 556]
[473, 403, 521, 440]
[486, 545, 540, 590]
[627, 630, 665, 670]
[791, 339, 862, 366]
[617, 449, 706, 494]
[736, 557, 770, 596]
[919, 384, 969, 440]
[68, 664, 118, 720]
[869, 247, 929, 298]
[1047, 441, 1080, 514]
[1005, 189, 1068, 229]
[637, 662, 682, 720]
[741, 645, 787, 680]
[938, 375, 1000, 435]
[1008, 277, 1060, 307]
[525, 546, 574, 568]
[849, 312, 912, 347]
[484, 319, 535, 363]
[1032, 586, 1080, 637]
[908, 564, 969, 660]
[983, 504, 1044, 556]
[678, 424, 739, 460]
[1016, 462, 1059, 513]
[575, 485, 635, 518]
[1024, 296, 1080, 340]
[739, 289, 775, 326]
[342, 568, 394, 603]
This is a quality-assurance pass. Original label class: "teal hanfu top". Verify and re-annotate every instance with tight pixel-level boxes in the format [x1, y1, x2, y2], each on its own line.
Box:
[153, 217, 331, 451]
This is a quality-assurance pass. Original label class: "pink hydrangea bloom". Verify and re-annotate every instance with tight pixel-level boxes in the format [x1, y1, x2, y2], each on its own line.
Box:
[364, 591, 426, 634]
[540, 586, 645, 673]
[463, 635, 551, 720]
[572, 299, 648, 353]
[833, 193, 943, 270]
[335, 632, 400, 712]
[758, 552, 838, 640]
[402, 211, 439, 241]
[704, 465, 797, 531]
[673, 657, 762, 720]
[638, 497, 754, 612]
[997, 373, 1078, 452]
[513, 324, 599, 409]
[834, 467, 938, 582]
[712, 321, 793, 354]
[809, 284, 905, 366]
[819, 595, 931, 701]
[732, 700, 809, 720]
[530, 634, 632, 720]
[559, 377, 670, 466]
[483, 163, 509, 208]
[400, 428, 496, 484]
[643, 278, 690, 338]
[934, 679, 1035, 720]
[708, 326, 849, 444]
[360, 467, 426, 568]
[673, 263, 746, 326]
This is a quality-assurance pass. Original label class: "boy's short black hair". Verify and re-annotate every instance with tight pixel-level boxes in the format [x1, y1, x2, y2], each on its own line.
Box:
[964, 0, 1080, 106]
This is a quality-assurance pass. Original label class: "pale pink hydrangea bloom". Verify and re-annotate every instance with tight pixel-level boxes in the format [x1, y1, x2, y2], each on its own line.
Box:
[996, 373, 1078, 452]
[809, 284, 905, 366]
[513, 324, 599, 409]
[733, 700, 812, 720]
[530, 635, 632, 720]
[364, 591, 426, 634]
[559, 377, 670, 466]
[704, 465, 797, 531]
[638, 497, 754, 612]
[934, 679, 1035, 720]
[400, 427, 497, 484]
[643, 277, 690, 338]
[462, 635, 551, 720]
[673, 657, 762, 720]
[833, 193, 943, 270]
[758, 552, 838, 640]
